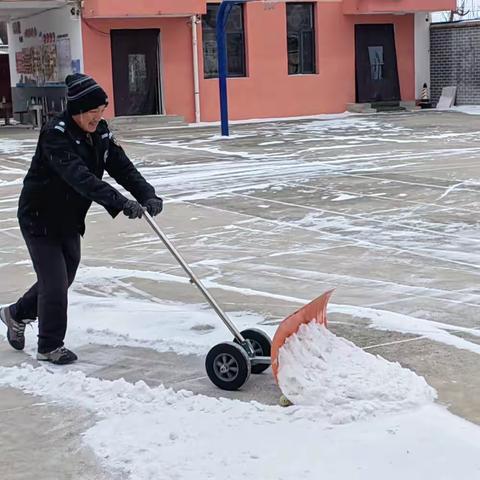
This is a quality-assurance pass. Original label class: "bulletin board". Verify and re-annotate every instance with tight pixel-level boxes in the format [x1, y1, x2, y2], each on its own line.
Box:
[14, 30, 75, 85]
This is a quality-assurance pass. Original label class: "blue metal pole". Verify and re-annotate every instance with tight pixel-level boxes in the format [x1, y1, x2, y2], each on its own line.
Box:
[216, 1, 235, 136]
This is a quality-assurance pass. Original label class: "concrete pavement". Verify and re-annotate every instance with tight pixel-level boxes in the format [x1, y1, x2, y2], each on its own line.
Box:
[1, 111, 480, 478]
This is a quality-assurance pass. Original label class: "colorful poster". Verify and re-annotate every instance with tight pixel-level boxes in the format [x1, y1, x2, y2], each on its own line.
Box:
[22, 48, 33, 74]
[42, 43, 58, 82]
[15, 52, 24, 74]
[31, 46, 42, 81]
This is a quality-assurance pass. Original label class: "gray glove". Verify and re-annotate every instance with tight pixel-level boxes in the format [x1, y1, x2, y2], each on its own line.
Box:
[143, 197, 163, 217]
[122, 200, 144, 219]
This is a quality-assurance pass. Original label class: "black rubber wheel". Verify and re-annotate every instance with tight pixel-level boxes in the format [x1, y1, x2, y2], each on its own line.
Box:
[205, 342, 251, 391]
[234, 328, 271, 374]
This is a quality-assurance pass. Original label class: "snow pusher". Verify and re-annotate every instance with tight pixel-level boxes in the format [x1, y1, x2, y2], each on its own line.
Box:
[271, 289, 334, 383]
[144, 211, 333, 391]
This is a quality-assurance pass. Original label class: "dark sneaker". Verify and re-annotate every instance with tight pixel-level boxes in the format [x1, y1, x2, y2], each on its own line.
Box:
[37, 347, 78, 365]
[0, 306, 35, 351]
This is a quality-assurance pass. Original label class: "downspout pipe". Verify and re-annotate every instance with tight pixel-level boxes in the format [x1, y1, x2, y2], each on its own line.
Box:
[191, 15, 201, 123]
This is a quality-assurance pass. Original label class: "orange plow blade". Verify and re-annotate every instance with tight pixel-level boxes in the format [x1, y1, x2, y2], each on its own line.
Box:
[271, 289, 334, 383]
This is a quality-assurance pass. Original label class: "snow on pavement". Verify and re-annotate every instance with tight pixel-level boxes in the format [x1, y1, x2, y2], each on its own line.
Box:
[2, 115, 480, 478]
[0, 361, 479, 480]
[67, 264, 480, 358]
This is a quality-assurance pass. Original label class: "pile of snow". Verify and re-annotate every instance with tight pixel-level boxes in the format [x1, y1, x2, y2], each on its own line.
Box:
[277, 323, 436, 423]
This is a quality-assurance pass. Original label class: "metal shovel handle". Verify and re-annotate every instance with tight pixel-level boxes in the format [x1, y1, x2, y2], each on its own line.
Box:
[142, 211, 246, 343]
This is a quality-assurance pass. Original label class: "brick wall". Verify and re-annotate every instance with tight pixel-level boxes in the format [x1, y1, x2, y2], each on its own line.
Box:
[431, 22, 480, 105]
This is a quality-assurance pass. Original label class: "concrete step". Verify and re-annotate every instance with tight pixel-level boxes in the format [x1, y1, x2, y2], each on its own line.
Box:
[370, 101, 405, 113]
[371, 100, 401, 108]
[374, 105, 406, 113]
[400, 101, 418, 110]
[346, 103, 376, 114]
[347, 102, 418, 114]
[109, 114, 186, 132]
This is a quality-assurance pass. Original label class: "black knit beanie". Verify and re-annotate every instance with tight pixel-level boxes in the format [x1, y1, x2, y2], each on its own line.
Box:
[65, 74, 108, 115]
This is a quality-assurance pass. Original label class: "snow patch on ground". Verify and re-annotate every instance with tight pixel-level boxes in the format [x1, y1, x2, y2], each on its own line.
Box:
[77, 257, 480, 358]
[451, 105, 480, 116]
[0, 364, 480, 480]
[0, 139, 36, 156]
[331, 193, 358, 202]
[10, 292, 275, 358]
[66, 293, 274, 356]
[331, 303, 480, 355]
[277, 323, 436, 423]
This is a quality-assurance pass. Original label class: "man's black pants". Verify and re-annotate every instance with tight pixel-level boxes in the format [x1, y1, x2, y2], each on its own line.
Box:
[12, 229, 81, 353]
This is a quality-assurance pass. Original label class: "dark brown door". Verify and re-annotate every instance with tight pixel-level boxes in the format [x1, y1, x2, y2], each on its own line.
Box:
[111, 29, 161, 116]
[355, 24, 400, 103]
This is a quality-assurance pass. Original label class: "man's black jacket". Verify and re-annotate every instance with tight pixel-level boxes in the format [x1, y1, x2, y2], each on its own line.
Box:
[18, 112, 159, 236]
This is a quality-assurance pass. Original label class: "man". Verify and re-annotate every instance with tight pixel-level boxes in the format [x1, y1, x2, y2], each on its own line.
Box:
[0, 74, 163, 365]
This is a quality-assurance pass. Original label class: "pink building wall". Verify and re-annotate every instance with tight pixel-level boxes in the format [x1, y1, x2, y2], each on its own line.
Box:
[343, 0, 455, 15]
[82, 16, 196, 121]
[82, 1, 416, 122]
[199, 2, 414, 121]
[83, 0, 206, 17]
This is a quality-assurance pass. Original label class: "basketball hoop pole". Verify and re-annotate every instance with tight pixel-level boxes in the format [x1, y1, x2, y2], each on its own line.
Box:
[217, 0, 250, 136]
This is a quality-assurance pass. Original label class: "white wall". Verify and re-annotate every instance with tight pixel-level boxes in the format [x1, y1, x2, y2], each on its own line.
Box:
[414, 12, 431, 98]
[7, 4, 83, 87]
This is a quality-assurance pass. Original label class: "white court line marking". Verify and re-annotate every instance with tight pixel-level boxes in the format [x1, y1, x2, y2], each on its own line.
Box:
[235, 193, 480, 245]
[362, 336, 428, 350]
[177, 196, 480, 275]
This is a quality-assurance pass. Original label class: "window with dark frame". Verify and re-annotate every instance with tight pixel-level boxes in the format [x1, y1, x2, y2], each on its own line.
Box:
[286, 3, 316, 75]
[202, 3, 246, 79]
